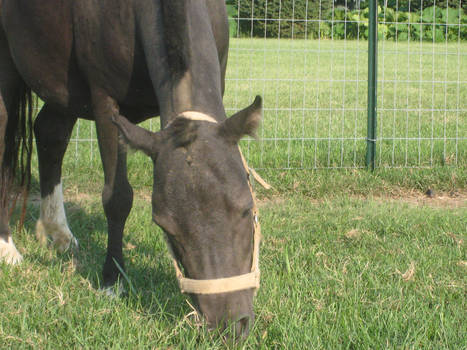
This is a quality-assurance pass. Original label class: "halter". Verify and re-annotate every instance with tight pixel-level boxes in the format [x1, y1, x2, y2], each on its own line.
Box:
[162, 111, 266, 295]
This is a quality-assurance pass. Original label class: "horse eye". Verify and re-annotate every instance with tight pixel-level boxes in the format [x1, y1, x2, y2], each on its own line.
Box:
[242, 208, 252, 218]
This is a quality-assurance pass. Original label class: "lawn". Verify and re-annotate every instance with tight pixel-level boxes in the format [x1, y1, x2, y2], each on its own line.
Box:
[1, 182, 466, 348]
[1, 38, 466, 348]
[63, 38, 466, 170]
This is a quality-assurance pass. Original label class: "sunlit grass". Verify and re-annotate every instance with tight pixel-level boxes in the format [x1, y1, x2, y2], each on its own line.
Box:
[2, 38, 466, 348]
[61, 39, 466, 170]
[1, 193, 466, 348]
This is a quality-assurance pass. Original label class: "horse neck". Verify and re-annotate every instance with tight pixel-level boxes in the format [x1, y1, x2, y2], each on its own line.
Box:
[156, 2, 226, 128]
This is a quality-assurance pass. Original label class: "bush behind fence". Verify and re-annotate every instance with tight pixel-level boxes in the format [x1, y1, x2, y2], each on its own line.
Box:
[228, 1, 467, 41]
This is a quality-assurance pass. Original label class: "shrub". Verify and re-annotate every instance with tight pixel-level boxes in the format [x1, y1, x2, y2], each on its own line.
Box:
[230, 0, 333, 39]
[226, 3, 238, 37]
[227, 1, 467, 42]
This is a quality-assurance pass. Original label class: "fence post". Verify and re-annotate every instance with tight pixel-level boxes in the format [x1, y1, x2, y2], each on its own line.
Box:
[366, 0, 378, 170]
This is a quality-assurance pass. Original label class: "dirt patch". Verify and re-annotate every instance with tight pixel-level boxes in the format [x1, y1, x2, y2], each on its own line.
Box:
[29, 186, 466, 210]
[64, 186, 94, 203]
[371, 190, 467, 209]
[257, 196, 287, 208]
[68, 192, 93, 203]
[62, 187, 152, 203]
[258, 190, 467, 210]
[135, 189, 152, 202]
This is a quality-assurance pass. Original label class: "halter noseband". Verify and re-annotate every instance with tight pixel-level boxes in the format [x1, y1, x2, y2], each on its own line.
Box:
[162, 111, 263, 295]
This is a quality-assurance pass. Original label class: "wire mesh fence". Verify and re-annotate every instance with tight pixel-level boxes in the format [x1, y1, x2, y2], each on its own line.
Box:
[377, 1, 467, 167]
[65, 0, 466, 170]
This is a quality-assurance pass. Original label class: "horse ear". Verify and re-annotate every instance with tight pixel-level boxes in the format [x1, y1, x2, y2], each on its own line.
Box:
[112, 115, 162, 157]
[220, 96, 262, 143]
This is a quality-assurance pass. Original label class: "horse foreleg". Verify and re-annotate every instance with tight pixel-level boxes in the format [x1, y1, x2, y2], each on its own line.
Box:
[93, 93, 133, 290]
[34, 104, 78, 252]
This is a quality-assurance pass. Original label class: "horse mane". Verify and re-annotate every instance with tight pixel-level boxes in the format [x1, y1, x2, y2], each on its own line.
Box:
[160, 0, 190, 79]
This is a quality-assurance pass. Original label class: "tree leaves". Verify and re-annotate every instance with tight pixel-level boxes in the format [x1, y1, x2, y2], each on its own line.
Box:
[228, 1, 466, 42]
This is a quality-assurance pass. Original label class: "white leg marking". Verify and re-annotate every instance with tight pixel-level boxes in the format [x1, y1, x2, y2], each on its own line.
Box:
[100, 280, 126, 298]
[36, 183, 78, 252]
[0, 236, 23, 265]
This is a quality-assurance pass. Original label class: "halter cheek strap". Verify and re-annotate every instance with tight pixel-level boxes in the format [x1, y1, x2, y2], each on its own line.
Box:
[162, 111, 266, 295]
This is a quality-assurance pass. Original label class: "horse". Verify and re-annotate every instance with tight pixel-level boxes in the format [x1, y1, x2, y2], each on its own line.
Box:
[0, 0, 262, 338]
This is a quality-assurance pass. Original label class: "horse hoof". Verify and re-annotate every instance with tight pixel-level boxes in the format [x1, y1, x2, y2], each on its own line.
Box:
[100, 281, 126, 298]
[70, 236, 79, 253]
[0, 236, 23, 265]
[35, 219, 79, 253]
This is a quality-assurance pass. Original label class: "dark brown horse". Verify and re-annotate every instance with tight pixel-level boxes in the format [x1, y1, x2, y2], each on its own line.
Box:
[0, 0, 262, 338]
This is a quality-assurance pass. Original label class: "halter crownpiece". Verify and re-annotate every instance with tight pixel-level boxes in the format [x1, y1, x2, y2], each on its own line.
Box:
[179, 111, 218, 124]
[162, 111, 267, 295]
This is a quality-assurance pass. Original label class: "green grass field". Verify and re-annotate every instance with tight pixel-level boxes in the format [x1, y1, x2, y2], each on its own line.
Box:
[64, 38, 466, 170]
[1, 186, 466, 348]
[1, 38, 466, 348]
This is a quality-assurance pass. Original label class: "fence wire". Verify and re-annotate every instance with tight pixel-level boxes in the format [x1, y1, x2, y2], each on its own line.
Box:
[377, 0, 466, 167]
[65, 0, 466, 170]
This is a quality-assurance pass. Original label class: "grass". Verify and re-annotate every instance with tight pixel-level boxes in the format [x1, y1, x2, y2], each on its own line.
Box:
[64, 38, 467, 169]
[1, 38, 466, 348]
[1, 189, 466, 348]
[227, 38, 466, 168]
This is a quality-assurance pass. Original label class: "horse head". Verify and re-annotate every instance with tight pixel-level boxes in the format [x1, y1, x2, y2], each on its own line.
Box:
[113, 96, 262, 338]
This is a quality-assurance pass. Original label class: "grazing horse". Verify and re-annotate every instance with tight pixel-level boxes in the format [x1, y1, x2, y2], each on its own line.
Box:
[0, 0, 262, 338]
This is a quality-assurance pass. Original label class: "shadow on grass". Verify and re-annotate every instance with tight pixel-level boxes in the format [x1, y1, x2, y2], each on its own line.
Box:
[10, 189, 190, 319]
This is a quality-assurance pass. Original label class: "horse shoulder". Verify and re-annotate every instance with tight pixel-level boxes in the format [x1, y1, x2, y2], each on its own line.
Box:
[72, 0, 136, 102]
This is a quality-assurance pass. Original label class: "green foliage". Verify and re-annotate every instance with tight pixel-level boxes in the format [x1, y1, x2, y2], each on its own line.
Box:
[231, 0, 333, 39]
[383, 6, 466, 42]
[226, 3, 238, 37]
[381, 0, 467, 13]
[228, 1, 467, 41]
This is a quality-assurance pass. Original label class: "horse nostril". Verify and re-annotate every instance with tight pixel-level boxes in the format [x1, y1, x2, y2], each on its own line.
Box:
[235, 315, 252, 339]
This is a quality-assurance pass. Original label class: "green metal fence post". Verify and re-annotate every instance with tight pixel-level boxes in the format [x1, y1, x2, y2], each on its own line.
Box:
[366, 0, 378, 170]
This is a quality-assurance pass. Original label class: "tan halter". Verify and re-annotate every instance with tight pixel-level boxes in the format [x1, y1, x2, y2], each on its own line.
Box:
[162, 111, 266, 295]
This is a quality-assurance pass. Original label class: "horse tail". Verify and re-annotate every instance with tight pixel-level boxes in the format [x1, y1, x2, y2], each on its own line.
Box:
[0, 84, 35, 229]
